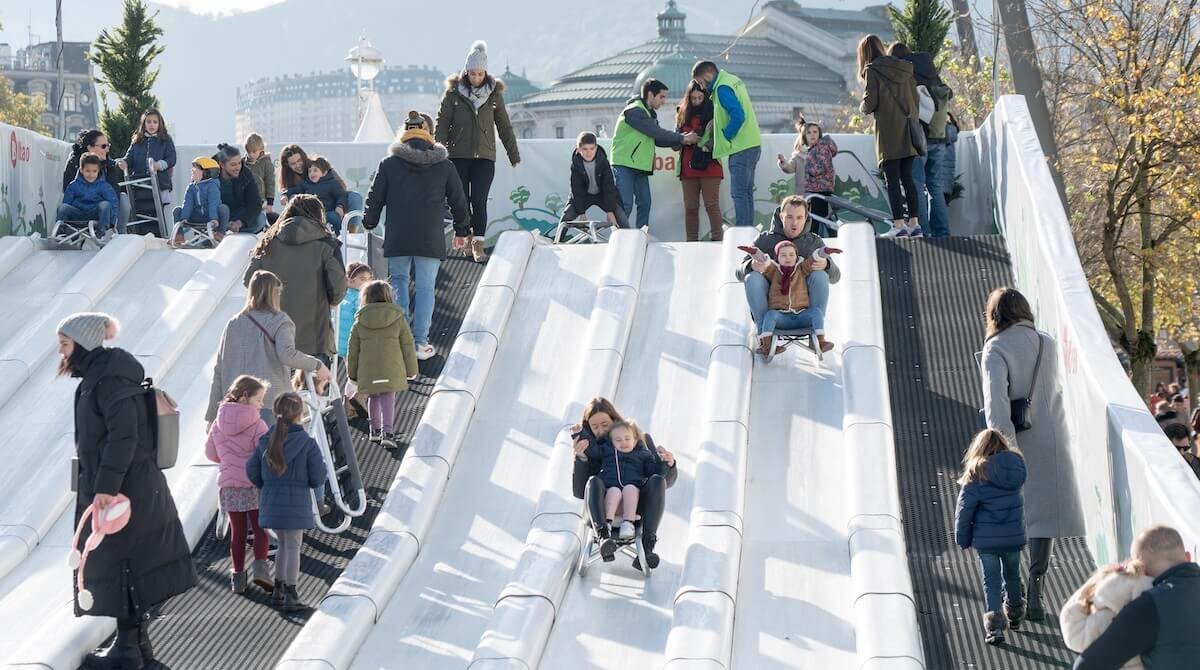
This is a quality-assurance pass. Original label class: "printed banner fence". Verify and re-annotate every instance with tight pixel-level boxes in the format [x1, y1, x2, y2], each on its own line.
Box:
[0, 123, 70, 237]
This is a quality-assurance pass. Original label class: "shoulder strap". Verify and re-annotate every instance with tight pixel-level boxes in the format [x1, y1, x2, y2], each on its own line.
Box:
[244, 313, 276, 345]
[1027, 327, 1045, 399]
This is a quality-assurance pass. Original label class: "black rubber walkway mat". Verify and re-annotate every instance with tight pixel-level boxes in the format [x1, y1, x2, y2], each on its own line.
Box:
[141, 255, 485, 670]
[877, 236, 1095, 669]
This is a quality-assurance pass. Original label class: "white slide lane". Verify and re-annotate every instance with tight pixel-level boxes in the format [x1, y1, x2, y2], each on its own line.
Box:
[348, 244, 602, 669]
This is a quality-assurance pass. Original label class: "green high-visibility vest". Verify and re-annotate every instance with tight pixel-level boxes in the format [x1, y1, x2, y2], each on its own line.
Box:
[712, 70, 762, 160]
[612, 99, 655, 172]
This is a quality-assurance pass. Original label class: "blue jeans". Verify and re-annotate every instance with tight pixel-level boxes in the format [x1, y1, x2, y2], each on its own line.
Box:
[727, 145, 761, 227]
[57, 201, 117, 233]
[924, 143, 951, 237]
[745, 269, 830, 334]
[978, 549, 1023, 612]
[325, 192, 365, 235]
[388, 256, 440, 346]
[762, 308, 822, 335]
[911, 153, 929, 232]
[172, 203, 230, 232]
[613, 165, 651, 229]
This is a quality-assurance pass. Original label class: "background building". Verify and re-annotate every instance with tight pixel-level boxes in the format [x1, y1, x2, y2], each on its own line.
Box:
[235, 64, 540, 144]
[0, 41, 99, 140]
[508, 0, 892, 139]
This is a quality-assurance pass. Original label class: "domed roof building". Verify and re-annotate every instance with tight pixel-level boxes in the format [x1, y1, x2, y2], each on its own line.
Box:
[508, 1, 890, 139]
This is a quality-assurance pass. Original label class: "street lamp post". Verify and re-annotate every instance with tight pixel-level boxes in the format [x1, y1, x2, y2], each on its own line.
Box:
[344, 35, 384, 122]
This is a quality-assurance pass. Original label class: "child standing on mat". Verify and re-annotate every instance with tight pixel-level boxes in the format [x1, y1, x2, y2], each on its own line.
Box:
[246, 392, 325, 612]
[600, 421, 659, 543]
[205, 375, 271, 594]
[346, 280, 420, 449]
[954, 428, 1027, 645]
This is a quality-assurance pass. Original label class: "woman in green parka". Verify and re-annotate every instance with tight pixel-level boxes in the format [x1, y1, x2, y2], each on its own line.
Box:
[435, 40, 521, 264]
[858, 33, 922, 238]
[345, 280, 419, 449]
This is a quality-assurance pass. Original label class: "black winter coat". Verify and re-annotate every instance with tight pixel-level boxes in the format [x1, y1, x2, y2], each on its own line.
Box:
[72, 347, 196, 619]
[62, 156, 123, 194]
[362, 139, 469, 259]
[215, 159, 264, 224]
[571, 426, 677, 499]
[569, 146, 621, 213]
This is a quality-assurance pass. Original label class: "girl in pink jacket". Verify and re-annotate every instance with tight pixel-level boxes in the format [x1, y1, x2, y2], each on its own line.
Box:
[206, 375, 271, 594]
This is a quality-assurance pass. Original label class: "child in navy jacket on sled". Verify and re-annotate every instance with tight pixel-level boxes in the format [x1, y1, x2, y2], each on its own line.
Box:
[591, 421, 659, 543]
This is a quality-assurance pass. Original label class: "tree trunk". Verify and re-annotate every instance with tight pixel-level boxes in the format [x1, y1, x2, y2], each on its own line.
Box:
[996, 0, 1069, 212]
[949, 0, 981, 69]
[1130, 178, 1157, 398]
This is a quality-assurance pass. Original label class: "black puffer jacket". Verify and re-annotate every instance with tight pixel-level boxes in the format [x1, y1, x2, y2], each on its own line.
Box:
[569, 145, 622, 213]
[72, 347, 196, 618]
[362, 139, 469, 259]
[215, 160, 264, 225]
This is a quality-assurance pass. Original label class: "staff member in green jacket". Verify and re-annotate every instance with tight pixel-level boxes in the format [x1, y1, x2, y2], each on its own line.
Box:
[435, 40, 520, 264]
[610, 78, 698, 230]
[691, 60, 762, 228]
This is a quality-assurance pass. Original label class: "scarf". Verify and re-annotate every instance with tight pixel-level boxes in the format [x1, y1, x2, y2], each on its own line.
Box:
[400, 128, 435, 145]
[778, 264, 797, 296]
[459, 81, 493, 110]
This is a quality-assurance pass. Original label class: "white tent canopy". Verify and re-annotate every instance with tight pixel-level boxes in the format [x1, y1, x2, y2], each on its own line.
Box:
[353, 91, 394, 143]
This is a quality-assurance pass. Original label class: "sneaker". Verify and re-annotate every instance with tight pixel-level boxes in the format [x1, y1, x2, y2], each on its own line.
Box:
[368, 427, 382, 445]
[230, 571, 247, 594]
[619, 520, 636, 540]
[416, 343, 436, 361]
[380, 432, 397, 449]
[879, 225, 908, 238]
[906, 225, 924, 238]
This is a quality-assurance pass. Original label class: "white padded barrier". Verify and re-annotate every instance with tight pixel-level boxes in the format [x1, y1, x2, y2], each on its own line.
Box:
[0, 234, 36, 281]
[277, 231, 536, 670]
[837, 222, 925, 669]
[661, 228, 755, 670]
[470, 229, 647, 669]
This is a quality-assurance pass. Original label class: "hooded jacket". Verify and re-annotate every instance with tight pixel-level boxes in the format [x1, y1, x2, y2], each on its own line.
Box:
[572, 426, 677, 499]
[246, 423, 325, 530]
[245, 152, 276, 206]
[954, 449, 1027, 551]
[597, 440, 659, 489]
[362, 139, 470, 259]
[207, 309, 321, 422]
[205, 401, 270, 489]
[1061, 569, 1154, 669]
[72, 346, 196, 618]
[736, 206, 842, 283]
[435, 74, 520, 164]
[289, 170, 349, 217]
[216, 159, 264, 224]
[62, 174, 120, 214]
[180, 177, 222, 223]
[62, 155, 123, 194]
[860, 55, 920, 164]
[123, 135, 177, 190]
[244, 216, 348, 357]
[568, 145, 622, 212]
[346, 301, 420, 395]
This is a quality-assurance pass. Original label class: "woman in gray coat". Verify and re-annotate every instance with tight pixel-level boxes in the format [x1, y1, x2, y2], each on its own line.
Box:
[980, 287, 1086, 622]
[208, 270, 331, 426]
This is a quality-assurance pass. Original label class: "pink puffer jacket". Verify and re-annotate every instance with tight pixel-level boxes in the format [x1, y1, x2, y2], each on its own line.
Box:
[205, 402, 269, 489]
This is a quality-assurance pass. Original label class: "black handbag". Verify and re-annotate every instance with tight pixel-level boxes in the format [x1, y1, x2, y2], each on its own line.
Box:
[978, 327, 1044, 433]
[689, 147, 712, 171]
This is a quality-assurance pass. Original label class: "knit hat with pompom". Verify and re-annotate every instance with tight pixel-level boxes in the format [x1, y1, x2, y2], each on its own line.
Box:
[57, 312, 120, 351]
[464, 40, 488, 72]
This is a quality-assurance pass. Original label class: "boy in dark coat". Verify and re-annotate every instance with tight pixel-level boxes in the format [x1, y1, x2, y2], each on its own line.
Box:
[58, 153, 121, 235]
[559, 132, 629, 229]
[60, 312, 196, 668]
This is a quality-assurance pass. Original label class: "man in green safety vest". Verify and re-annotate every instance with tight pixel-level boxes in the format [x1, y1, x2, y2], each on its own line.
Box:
[611, 78, 699, 230]
[692, 60, 762, 227]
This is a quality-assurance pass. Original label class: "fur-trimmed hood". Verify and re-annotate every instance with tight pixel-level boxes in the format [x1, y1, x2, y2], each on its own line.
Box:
[445, 73, 506, 94]
[388, 139, 450, 168]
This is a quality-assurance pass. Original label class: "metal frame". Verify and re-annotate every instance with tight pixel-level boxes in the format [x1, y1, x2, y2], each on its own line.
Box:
[576, 523, 652, 578]
[300, 370, 368, 534]
[120, 157, 169, 238]
[170, 219, 219, 248]
[49, 219, 102, 248]
[805, 192, 894, 234]
[764, 328, 824, 364]
[553, 218, 613, 244]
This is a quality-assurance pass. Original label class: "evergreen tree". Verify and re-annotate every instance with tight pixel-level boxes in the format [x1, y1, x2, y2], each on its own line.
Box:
[888, 0, 954, 56]
[89, 0, 164, 157]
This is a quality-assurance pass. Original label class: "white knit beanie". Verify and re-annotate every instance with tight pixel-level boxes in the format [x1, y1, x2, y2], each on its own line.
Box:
[58, 312, 118, 351]
[464, 40, 488, 72]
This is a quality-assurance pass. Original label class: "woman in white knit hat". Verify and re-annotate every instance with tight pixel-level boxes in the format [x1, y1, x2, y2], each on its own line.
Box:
[57, 311, 195, 669]
[434, 40, 521, 264]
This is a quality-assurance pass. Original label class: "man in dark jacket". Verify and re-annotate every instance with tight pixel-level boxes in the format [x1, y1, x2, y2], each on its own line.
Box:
[214, 144, 266, 234]
[363, 112, 469, 361]
[58, 312, 196, 668]
[1074, 525, 1200, 669]
[903, 49, 955, 237]
[736, 195, 842, 350]
[610, 78, 698, 230]
[559, 132, 629, 231]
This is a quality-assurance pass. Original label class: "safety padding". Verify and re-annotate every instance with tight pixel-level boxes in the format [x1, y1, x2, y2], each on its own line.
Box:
[850, 527, 916, 607]
[844, 422, 903, 530]
[457, 286, 517, 341]
[853, 593, 925, 667]
[702, 345, 753, 426]
[860, 658, 926, 670]
[0, 234, 36, 281]
[842, 345, 892, 430]
[689, 421, 749, 535]
[718, 227, 759, 287]
[662, 591, 737, 668]
[431, 331, 500, 401]
[470, 597, 556, 669]
[469, 232, 646, 670]
[0, 234, 149, 412]
[674, 524, 743, 603]
[834, 222, 879, 283]
[170, 463, 229, 548]
[7, 596, 112, 669]
[711, 281, 752, 351]
[835, 279, 885, 350]
[276, 226, 536, 669]
[478, 230, 538, 291]
[0, 525, 38, 581]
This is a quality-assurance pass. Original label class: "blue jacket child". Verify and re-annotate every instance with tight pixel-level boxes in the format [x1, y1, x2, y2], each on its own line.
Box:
[63, 173, 119, 220]
[123, 133, 177, 192]
[246, 423, 325, 530]
[954, 449, 1027, 551]
[594, 438, 660, 490]
[337, 286, 360, 358]
[179, 178, 222, 223]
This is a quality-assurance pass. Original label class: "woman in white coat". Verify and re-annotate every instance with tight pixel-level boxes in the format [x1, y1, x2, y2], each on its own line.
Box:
[980, 287, 1086, 622]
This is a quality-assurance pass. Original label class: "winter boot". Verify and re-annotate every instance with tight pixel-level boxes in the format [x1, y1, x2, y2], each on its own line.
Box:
[271, 579, 285, 606]
[598, 521, 617, 562]
[82, 621, 143, 670]
[231, 570, 248, 594]
[1025, 575, 1047, 623]
[817, 334, 835, 353]
[633, 533, 660, 571]
[1026, 537, 1053, 622]
[137, 618, 155, 665]
[984, 611, 1006, 645]
[1004, 597, 1026, 630]
[282, 584, 306, 613]
[250, 559, 274, 593]
[470, 237, 490, 264]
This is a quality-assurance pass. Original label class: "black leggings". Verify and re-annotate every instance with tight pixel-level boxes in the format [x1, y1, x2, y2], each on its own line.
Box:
[881, 156, 918, 221]
[585, 474, 666, 552]
[452, 158, 496, 238]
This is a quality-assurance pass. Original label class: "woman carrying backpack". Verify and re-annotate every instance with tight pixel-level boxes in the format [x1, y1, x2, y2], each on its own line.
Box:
[57, 311, 196, 669]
